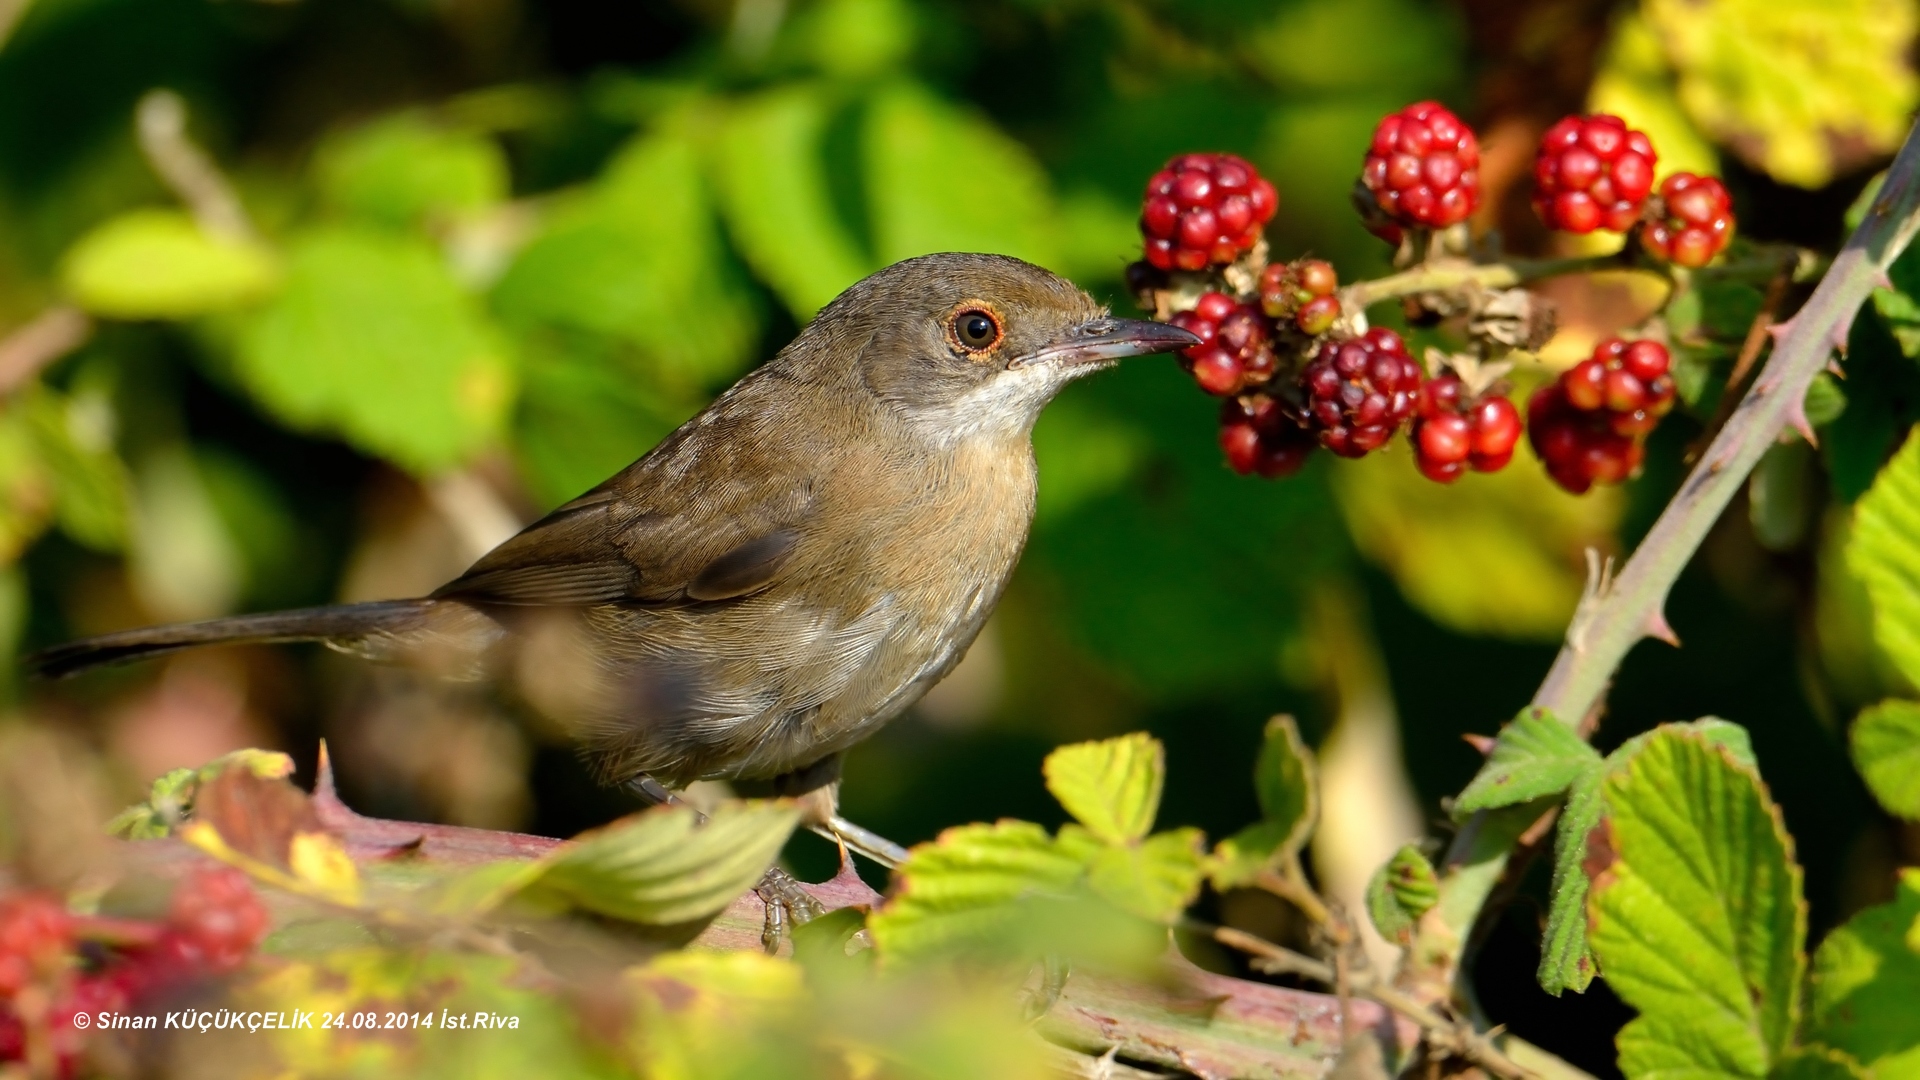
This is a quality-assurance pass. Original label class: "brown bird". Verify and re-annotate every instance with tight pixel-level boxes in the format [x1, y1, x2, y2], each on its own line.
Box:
[30, 253, 1195, 927]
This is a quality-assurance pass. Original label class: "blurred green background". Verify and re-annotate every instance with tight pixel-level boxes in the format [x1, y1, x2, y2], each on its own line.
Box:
[1, 0, 1915, 1070]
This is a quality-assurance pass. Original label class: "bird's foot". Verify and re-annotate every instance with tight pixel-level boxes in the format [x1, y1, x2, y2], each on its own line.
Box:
[809, 814, 911, 870]
[754, 865, 826, 954]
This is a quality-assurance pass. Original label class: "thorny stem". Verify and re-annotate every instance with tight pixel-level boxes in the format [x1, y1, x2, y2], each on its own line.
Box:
[1407, 120, 1920, 1003]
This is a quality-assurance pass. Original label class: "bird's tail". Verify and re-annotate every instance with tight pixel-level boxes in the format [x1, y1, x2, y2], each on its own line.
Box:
[25, 600, 441, 679]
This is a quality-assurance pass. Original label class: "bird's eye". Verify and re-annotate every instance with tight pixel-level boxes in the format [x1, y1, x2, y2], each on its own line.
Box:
[952, 309, 1001, 351]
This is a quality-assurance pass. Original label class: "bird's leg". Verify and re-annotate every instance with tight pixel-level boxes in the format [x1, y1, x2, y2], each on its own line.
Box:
[770, 756, 912, 871]
[623, 773, 823, 953]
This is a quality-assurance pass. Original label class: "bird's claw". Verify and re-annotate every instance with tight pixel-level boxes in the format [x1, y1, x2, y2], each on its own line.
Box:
[755, 866, 826, 954]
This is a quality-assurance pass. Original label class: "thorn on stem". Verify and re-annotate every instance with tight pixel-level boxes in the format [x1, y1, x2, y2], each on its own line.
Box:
[1462, 733, 1497, 756]
[1785, 400, 1819, 447]
[1643, 607, 1680, 648]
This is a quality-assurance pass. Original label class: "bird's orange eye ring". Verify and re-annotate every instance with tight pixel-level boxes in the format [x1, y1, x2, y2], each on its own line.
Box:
[949, 307, 1002, 352]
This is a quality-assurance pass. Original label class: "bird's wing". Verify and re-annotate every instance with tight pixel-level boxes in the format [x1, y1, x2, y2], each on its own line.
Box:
[432, 387, 817, 608]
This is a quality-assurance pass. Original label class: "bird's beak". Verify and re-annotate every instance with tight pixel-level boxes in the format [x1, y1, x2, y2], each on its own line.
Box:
[1012, 317, 1200, 368]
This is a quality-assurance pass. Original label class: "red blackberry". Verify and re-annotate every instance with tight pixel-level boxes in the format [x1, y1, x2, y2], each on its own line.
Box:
[164, 866, 268, 974]
[1361, 102, 1481, 231]
[1258, 259, 1342, 335]
[1411, 374, 1522, 483]
[1641, 173, 1734, 268]
[1170, 291, 1277, 396]
[1301, 328, 1423, 457]
[1532, 114, 1657, 234]
[1529, 338, 1673, 492]
[1141, 153, 1279, 271]
[0, 893, 73, 999]
[1220, 394, 1317, 478]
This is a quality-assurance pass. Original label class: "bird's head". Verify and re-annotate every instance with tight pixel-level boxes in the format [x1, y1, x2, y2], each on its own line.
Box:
[795, 253, 1198, 445]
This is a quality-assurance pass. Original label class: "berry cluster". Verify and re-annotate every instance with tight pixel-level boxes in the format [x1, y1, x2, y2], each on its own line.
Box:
[1141, 153, 1279, 271]
[1528, 338, 1675, 492]
[1259, 259, 1342, 335]
[0, 866, 270, 1074]
[1170, 292, 1277, 396]
[1641, 173, 1735, 268]
[1219, 395, 1317, 479]
[1361, 102, 1481, 234]
[1301, 329, 1424, 458]
[1532, 114, 1657, 234]
[1411, 375, 1523, 482]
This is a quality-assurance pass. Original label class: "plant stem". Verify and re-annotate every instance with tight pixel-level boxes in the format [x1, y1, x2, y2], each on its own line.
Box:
[1340, 245, 1808, 314]
[1409, 120, 1920, 999]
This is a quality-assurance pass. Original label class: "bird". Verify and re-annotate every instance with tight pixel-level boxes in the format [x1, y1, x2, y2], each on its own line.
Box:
[29, 252, 1196, 929]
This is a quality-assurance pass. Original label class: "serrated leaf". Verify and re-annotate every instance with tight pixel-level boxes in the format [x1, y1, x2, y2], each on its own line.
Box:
[492, 124, 760, 386]
[1042, 732, 1164, 844]
[626, 950, 806, 1080]
[1454, 707, 1599, 816]
[61, 209, 278, 319]
[1211, 715, 1318, 889]
[315, 113, 507, 228]
[1645, 0, 1918, 188]
[531, 800, 798, 925]
[861, 81, 1058, 269]
[711, 85, 874, 319]
[1365, 844, 1438, 945]
[1773, 1047, 1873, 1080]
[1082, 826, 1205, 923]
[1807, 868, 1920, 1077]
[1848, 427, 1920, 688]
[234, 226, 514, 475]
[1587, 12, 1719, 178]
[867, 820, 1088, 963]
[1542, 717, 1757, 995]
[1589, 727, 1805, 1080]
[1851, 699, 1920, 820]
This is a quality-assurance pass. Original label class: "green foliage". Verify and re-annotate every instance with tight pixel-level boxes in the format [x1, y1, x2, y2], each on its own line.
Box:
[1041, 730, 1163, 845]
[234, 226, 515, 475]
[1850, 699, 1920, 820]
[106, 747, 294, 839]
[865, 819, 1089, 963]
[60, 209, 277, 318]
[0, 384, 130, 558]
[1806, 869, 1920, 1078]
[1364, 843, 1437, 944]
[1453, 707, 1599, 816]
[530, 801, 799, 925]
[1848, 426, 1920, 688]
[315, 114, 508, 229]
[1211, 714, 1318, 889]
[1588, 726, 1804, 1080]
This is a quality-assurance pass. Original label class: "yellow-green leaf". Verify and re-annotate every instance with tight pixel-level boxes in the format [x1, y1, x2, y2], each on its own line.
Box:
[1364, 844, 1438, 944]
[61, 209, 277, 319]
[1848, 426, 1920, 689]
[1807, 869, 1920, 1079]
[1211, 715, 1318, 889]
[1042, 732, 1164, 845]
[868, 820, 1087, 963]
[1454, 707, 1599, 817]
[531, 800, 799, 925]
[1851, 699, 1920, 820]
[1083, 826, 1205, 923]
[315, 113, 507, 228]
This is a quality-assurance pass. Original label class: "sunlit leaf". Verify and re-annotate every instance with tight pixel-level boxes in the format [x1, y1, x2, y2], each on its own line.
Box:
[867, 820, 1087, 964]
[1645, 0, 1918, 188]
[1211, 715, 1318, 890]
[1848, 427, 1920, 688]
[61, 209, 278, 319]
[1364, 844, 1437, 945]
[1588, 726, 1804, 1079]
[235, 225, 515, 475]
[1454, 707, 1599, 817]
[288, 832, 364, 907]
[531, 800, 798, 925]
[1807, 868, 1920, 1077]
[1042, 731, 1164, 845]
[315, 113, 507, 228]
[1082, 826, 1205, 923]
[1850, 699, 1920, 820]
[626, 950, 805, 1080]
[1586, 12, 1719, 178]
[1773, 1047, 1873, 1080]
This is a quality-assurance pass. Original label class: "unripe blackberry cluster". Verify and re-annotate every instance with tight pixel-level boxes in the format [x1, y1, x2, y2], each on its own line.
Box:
[1411, 375, 1523, 483]
[1170, 292, 1278, 396]
[1259, 259, 1342, 335]
[1528, 338, 1675, 493]
[1361, 102, 1481, 233]
[0, 868, 272, 1074]
[1140, 153, 1279, 271]
[1301, 329, 1424, 457]
[1641, 173, 1735, 268]
[1220, 394, 1317, 478]
[1532, 115, 1657, 234]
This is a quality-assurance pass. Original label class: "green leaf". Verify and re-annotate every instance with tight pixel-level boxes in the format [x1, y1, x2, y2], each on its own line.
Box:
[1541, 717, 1756, 996]
[315, 113, 507, 228]
[492, 124, 761, 386]
[1083, 826, 1206, 923]
[1805, 374, 1848, 429]
[61, 209, 278, 320]
[1454, 707, 1600, 816]
[711, 85, 874, 319]
[1041, 732, 1165, 845]
[1589, 726, 1805, 1080]
[1807, 868, 1920, 1077]
[867, 820, 1088, 964]
[1848, 426, 1920, 688]
[861, 81, 1058, 269]
[1211, 714, 1318, 889]
[1851, 699, 1920, 820]
[234, 226, 514, 475]
[21, 385, 129, 552]
[529, 800, 798, 925]
[1645, 0, 1919, 188]
[1772, 1047, 1873, 1080]
[1587, 12, 1720, 178]
[1364, 844, 1438, 944]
